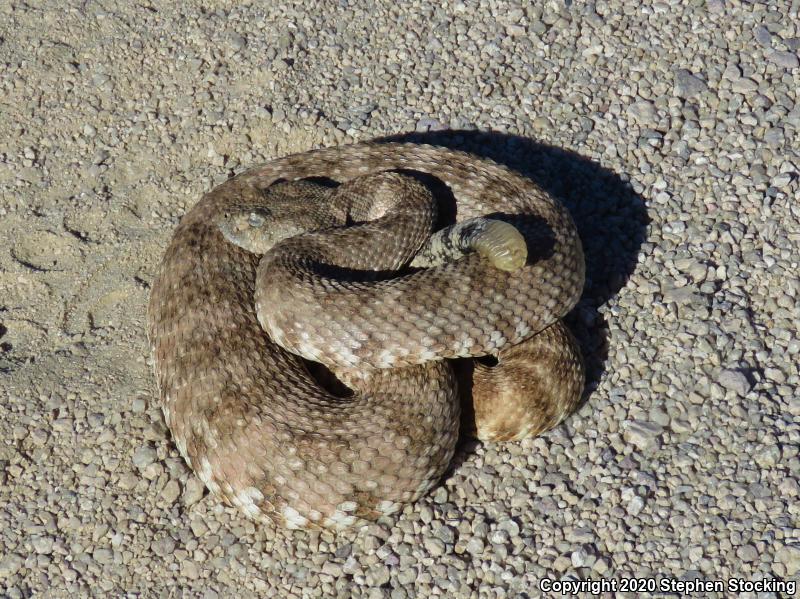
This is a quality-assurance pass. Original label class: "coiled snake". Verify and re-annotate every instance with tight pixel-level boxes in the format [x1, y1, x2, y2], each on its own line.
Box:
[147, 141, 585, 530]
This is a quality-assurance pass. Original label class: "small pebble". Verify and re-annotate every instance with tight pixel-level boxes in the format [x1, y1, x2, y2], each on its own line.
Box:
[719, 369, 752, 395]
[673, 69, 708, 97]
[183, 478, 206, 505]
[151, 537, 176, 557]
[0, 554, 24, 579]
[624, 420, 664, 450]
[768, 51, 799, 69]
[424, 538, 446, 556]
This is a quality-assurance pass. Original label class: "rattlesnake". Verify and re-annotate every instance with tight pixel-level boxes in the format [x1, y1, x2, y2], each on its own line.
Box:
[147, 141, 585, 530]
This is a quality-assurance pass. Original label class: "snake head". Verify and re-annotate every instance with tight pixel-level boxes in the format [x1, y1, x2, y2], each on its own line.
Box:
[215, 180, 343, 255]
[215, 205, 288, 254]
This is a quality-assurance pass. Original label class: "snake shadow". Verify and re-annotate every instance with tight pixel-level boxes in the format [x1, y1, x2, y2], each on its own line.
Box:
[378, 130, 649, 470]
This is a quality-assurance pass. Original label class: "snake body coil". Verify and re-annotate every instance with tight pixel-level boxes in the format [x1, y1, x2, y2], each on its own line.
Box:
[147, 142, 585, 530]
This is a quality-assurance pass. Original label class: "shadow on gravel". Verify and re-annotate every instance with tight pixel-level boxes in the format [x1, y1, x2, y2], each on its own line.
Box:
[380, 130, 649, 464]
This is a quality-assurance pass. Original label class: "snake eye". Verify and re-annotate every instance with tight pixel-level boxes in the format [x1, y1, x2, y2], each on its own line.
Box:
[247, 212, 266, 227]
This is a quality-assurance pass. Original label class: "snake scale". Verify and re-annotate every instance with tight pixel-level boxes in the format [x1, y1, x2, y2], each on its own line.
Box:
[147, 141, 585, 530]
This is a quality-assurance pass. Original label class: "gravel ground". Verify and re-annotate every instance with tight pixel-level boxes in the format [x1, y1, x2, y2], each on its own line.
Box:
[1, 1, 799, 597]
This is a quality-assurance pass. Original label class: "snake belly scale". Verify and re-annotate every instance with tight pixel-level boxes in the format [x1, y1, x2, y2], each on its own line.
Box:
[147, 141, 585, 530]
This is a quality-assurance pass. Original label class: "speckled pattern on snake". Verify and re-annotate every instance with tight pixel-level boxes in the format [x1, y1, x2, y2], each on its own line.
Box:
[147, 141, 586, 530]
